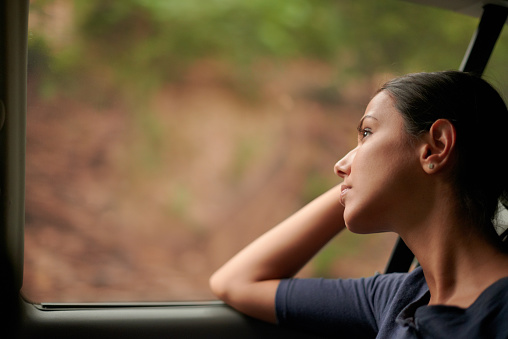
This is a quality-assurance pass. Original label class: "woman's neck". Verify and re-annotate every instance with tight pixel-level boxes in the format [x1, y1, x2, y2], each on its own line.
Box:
[400, 206, 508, 308]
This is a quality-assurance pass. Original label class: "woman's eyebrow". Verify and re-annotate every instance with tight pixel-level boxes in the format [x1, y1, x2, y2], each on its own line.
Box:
[357, 115, 379, 131]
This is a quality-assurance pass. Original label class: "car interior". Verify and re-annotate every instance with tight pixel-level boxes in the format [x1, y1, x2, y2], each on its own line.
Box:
[1, 0, 507, 338]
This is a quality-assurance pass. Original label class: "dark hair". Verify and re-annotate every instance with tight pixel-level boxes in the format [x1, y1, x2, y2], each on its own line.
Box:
[380, 71, 508, 247]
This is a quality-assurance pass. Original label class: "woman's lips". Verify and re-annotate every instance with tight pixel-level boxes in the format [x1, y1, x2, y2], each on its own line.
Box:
[340, 185, 351, 206]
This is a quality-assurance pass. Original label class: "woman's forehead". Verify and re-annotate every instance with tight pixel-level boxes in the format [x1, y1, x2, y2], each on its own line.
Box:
[361, 91, 399, 123]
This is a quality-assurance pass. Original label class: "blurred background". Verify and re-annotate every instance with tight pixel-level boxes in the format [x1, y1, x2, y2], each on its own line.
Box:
[23, 0, 508, 302]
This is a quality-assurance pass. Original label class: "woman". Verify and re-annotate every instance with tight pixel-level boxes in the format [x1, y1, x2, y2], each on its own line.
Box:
[210, 71, 508, 338]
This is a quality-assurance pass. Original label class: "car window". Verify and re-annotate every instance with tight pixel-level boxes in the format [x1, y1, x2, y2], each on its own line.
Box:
[22, 0, 505, 303]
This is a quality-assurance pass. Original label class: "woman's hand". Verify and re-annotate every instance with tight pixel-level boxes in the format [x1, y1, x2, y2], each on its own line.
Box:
[209, 185, 346, 323]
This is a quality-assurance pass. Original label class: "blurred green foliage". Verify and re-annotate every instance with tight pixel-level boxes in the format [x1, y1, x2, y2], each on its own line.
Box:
[28, 0, 508, 99]
[313, 231, 363, 277]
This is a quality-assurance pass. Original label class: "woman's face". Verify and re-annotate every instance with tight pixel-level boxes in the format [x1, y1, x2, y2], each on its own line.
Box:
[334, 91, 426, 234]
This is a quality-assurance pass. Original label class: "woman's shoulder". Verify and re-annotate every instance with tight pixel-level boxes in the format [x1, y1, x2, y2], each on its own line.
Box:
[471, 275, 508, 309]
[369, 266, 427, 295]
[412, 276, 508, 338]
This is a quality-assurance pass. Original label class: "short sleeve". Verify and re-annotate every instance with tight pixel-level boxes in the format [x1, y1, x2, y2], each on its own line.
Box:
[275, 272, 415, 338]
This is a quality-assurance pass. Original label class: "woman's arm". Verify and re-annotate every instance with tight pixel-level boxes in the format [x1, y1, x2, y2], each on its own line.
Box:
[209, 185, 346, 323]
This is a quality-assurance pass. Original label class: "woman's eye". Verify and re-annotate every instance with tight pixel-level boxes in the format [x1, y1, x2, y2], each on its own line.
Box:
[359, 128, 372, 140]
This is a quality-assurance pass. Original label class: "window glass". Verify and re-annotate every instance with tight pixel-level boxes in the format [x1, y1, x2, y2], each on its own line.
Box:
[23, 0, 485, 302]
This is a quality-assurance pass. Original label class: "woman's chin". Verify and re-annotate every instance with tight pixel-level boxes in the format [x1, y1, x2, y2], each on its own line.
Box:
[344, 212, 388, 234]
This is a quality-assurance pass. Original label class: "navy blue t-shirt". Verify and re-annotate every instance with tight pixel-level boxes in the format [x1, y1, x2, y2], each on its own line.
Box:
[276, 267, 508, 338]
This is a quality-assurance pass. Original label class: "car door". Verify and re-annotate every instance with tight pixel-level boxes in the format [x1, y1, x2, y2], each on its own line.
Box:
[2, 1, 507, 338]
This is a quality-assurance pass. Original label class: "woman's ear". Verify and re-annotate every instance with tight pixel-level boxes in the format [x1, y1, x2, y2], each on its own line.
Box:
[419, 119, 456, 174]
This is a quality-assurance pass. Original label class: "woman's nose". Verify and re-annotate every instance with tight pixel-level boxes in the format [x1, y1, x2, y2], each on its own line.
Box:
[334, 148, 355, 178]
